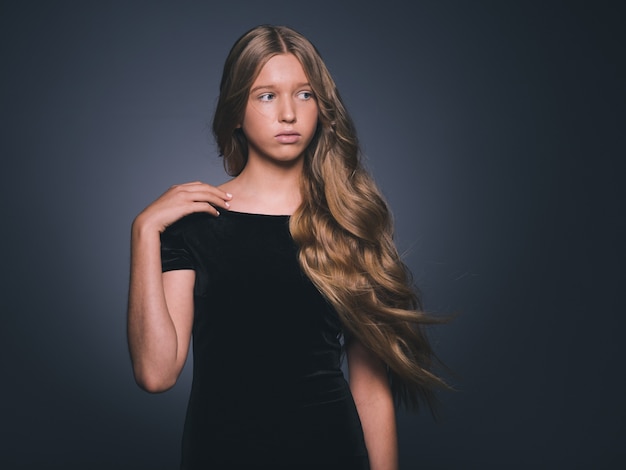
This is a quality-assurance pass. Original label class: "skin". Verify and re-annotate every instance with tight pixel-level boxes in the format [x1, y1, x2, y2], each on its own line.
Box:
[127, 53, 397, 469]
[348, 340, 398, 470]
[219, 53, 318, 214]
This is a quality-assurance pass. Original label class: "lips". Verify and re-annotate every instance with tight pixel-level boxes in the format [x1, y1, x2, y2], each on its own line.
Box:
[275, 132, 301, 144]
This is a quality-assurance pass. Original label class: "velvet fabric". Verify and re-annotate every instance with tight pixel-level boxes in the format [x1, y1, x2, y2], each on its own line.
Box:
[161, 211, 370, 469]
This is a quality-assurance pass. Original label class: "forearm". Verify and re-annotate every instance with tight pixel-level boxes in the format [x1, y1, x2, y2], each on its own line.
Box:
[127, 221, 180, 391]
[348, 340, 398, 470]
[351, 376, 398, 470]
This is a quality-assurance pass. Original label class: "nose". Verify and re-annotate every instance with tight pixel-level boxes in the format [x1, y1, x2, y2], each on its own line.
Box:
[279, 97, 296, 123]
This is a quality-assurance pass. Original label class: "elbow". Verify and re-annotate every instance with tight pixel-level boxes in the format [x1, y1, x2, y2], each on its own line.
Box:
[137, 377, 176, 394]
[133, 366, 177, 393]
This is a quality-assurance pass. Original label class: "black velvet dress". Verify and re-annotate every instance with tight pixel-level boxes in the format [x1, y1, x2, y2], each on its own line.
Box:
[160, 211, 370, 469]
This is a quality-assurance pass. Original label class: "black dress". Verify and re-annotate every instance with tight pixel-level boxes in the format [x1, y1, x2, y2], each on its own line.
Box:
[160, 211, 370, 469]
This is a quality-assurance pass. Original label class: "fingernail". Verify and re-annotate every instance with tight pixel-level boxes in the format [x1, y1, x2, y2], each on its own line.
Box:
[216, 210, 220, 216]
[226, 193, 233, 198]
[225, 202, 230, 208]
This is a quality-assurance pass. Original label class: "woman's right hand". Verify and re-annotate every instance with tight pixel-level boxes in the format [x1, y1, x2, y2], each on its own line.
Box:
[133, 181, 233, 234]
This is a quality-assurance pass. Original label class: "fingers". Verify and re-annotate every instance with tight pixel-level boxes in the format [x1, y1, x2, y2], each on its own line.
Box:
[191, 201, 221, 217]
[171, 184, 232, 210]
[171, 181, 233, 201]
[136, 181, 234, 233]
[164, 182, 233, 219]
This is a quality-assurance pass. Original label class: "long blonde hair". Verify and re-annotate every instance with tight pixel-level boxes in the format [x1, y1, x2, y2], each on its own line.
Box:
[212, 24, 449, 412]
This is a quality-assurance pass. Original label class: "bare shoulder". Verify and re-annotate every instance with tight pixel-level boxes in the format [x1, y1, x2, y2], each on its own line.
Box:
[217, 179, 237, 193]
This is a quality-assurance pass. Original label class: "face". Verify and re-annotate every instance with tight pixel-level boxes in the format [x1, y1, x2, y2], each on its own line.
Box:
[240, 53, 319, 166]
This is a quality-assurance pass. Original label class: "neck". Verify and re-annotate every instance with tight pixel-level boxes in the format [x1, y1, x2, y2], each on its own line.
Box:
[221, 156, 303, 215]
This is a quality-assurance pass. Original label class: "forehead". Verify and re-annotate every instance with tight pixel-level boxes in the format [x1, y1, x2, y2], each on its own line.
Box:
[252, 53, 308, 87]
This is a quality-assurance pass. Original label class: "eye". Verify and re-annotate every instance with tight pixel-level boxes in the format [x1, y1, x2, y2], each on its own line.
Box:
[258, 93, 275, 102]
[298, 91, 314, 100]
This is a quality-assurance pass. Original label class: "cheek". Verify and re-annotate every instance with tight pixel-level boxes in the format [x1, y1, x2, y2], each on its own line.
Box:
[246, 102, 273, 120]
[305, 108, 319, 131]
[241, 109, 271, 137]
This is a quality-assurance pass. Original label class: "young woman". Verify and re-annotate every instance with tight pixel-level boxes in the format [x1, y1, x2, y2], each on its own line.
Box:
[127, 24, 447, 470]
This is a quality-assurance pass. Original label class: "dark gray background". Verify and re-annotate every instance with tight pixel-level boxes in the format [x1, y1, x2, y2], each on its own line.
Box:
[1, 1, 624, 468]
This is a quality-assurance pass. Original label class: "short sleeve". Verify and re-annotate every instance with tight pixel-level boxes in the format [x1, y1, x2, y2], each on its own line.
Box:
[160, 220, 195, 273]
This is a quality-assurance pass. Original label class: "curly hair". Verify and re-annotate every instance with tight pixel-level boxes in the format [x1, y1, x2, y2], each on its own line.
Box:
[212, 24, 449, 412]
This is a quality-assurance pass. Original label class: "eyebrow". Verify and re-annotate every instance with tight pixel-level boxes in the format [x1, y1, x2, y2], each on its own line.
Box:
[249, 82, 311, 94]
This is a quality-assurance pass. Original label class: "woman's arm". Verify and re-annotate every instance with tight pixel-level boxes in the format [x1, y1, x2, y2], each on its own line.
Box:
[347, 339, 398, 470]
[127, 224, 195, 392]
[126, 182, 231, 392]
